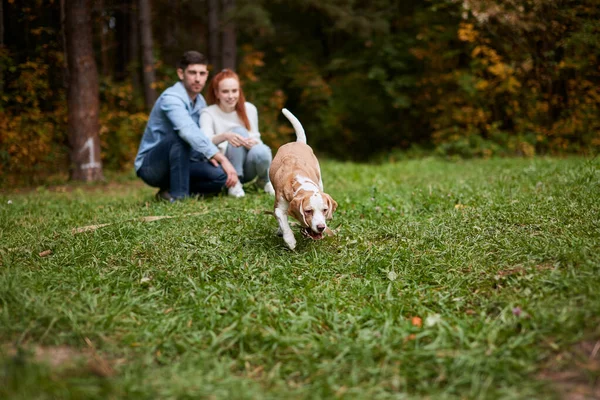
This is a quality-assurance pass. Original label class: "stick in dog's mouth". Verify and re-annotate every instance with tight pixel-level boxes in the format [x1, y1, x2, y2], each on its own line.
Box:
[300, 227, 324, 240]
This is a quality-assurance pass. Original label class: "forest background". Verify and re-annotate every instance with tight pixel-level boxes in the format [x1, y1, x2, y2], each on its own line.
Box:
[0, 0, 599, 187]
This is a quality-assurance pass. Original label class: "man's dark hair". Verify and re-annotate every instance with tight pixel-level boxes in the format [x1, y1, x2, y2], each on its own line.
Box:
[178, 51, 208, 70]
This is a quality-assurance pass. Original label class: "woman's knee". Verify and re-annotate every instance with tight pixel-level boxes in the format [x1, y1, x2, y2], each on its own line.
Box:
[230, 126, 250, 138]
[249, 144, 272, 164]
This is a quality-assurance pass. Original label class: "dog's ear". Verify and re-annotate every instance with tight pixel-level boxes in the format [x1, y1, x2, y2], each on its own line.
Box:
[289, 197, 307, 226]
[323, 194, 338, 220]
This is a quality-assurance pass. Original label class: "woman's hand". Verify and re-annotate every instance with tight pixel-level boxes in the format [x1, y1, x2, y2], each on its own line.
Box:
[242, 138, 259, 150]
[226, 132, 248, 148]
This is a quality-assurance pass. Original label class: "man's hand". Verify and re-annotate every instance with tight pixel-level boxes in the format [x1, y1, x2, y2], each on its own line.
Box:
[210, 153, 238, 188]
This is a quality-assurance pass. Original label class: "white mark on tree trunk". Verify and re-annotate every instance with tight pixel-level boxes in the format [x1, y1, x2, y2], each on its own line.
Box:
[80, 137, 101, 170]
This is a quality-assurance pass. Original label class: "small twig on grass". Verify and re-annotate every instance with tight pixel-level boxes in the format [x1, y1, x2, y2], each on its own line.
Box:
[71, 212, 210, 234]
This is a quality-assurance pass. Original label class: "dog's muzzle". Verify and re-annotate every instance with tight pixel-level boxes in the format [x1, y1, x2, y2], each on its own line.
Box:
[301, 227, 324, 240]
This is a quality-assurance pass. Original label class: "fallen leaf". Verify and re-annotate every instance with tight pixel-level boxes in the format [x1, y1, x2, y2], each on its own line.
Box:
[39, 250, 52, 257]
[425, 314, 442, 327]
[388, 271, 398, 281]
[404, 334, 417, 342]
[411, 316, 423, 328]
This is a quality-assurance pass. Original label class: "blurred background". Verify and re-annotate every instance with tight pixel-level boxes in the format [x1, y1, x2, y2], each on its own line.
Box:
[0, 0, 598, 186]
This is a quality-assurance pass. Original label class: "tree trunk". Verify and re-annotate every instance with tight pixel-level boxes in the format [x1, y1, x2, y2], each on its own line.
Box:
[221, 0, 236, 70]
[208, 0, 220, 71]
[0, 0, 4, 93]
[97, 0, 111, 78]
[114, 2, 130, 81]
[0, 0, 3, 46]
[60, 0, 69, 89]
[129, 1, 142, 97]
[139, 0, 157, 110]
[64, 0, 104, 182]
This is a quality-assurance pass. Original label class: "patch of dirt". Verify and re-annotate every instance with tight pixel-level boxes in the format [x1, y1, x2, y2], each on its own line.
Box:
[1, 179, 147, 196]
[538, 340, 600, 400]
[497, 263, 555, 277]
[3, 343, 119, 377]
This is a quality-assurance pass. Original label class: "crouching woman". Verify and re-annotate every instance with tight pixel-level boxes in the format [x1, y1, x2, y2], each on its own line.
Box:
[199, 69, 274, 198]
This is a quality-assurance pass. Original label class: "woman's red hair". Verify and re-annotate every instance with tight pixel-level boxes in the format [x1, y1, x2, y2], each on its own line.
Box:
[206, 69, 251, 130]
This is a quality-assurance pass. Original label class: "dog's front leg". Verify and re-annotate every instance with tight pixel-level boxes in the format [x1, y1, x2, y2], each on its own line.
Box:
[274, 202, 296, 250]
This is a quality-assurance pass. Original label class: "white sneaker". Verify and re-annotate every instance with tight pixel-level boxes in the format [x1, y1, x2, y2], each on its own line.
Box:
[263, 181, 275, 196]
[228, 181, 245, 198]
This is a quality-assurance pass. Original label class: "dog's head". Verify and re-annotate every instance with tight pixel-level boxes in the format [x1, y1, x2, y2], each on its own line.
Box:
[289, 192, 338, 240]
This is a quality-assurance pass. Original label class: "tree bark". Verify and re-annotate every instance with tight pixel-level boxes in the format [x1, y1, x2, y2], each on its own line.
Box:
[208, 0, 220, 71]
[60, 0, 69, 89]
[114, 2, 130, 81]
[64, 0, 104, 181]
[129, 1, 142, 96]
[0, 0, 4, 93]
[97, 0, 111, 78]
[221, 0, 236, 70]
[0, 0, 3, 46]
[139, 0, 157, 110]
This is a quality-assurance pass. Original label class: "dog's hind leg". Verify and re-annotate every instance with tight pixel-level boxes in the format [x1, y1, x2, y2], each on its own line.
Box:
[274, 202, 296, 250]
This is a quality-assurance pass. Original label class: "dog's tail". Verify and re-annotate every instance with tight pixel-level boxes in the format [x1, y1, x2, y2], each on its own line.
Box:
[282, 108, 306, 144]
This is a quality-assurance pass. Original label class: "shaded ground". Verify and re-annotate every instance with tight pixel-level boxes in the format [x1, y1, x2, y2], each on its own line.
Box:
[539, 340, 600, 399]
[1, 178, 147, 196]
[3, 342, 118, 378]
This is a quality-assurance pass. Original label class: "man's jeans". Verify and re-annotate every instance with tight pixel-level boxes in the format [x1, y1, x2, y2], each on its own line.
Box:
[225, 127, 272, 183]
[136, 133, 226, 199]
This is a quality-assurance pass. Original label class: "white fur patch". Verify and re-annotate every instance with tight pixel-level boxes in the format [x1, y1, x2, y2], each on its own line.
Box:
[308, 194, 327, 231]
[274, 200, 296, 250]
[294, 175, 320, 196]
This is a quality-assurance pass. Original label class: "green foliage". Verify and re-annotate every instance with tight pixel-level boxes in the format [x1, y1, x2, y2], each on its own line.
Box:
[0, 56, 69, 187]
[98, 78, 147, 171]
[237, 46, 295, 151]
[0, 63, 148, 187]
[2, 0, 600, 183]
[315, 73, 398, 159]
[1, 158, 599, 398]
[237, 0, 424, 160]
[412, 0, 600, 158]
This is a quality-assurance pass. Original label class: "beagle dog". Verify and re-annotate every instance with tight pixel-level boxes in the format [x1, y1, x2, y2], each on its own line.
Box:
[269, 108, 338, 250]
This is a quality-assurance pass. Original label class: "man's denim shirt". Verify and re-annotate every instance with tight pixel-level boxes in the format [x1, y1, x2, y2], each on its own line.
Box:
[134, 81, 219, 171]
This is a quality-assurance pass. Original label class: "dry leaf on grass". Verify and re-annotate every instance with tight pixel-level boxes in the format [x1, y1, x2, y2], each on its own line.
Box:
[72, 224, 111, 234]
[404, 334, 417, 342]
[411, 316, 423, 328]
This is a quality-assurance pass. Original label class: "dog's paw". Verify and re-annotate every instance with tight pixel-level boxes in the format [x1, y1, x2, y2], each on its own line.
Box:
[283, 232, 296, 250]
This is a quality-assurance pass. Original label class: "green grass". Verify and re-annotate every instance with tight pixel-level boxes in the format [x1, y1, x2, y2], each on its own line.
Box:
[1, 157, 599, 399]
